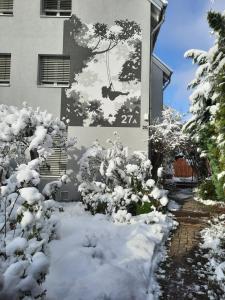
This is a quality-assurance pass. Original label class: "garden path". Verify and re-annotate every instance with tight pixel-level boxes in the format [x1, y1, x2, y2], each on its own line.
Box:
[157, 188, 225, 300]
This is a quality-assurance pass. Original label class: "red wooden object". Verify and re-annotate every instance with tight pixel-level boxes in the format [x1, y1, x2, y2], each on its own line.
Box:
[173, 158, 195, 178]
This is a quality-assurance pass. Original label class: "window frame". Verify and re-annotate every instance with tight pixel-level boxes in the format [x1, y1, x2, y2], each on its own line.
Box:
[0, 0, 14, 16]
[41, 0, 72, 18]
[38, 54, 71, 88]
[0, 53, 11, 86]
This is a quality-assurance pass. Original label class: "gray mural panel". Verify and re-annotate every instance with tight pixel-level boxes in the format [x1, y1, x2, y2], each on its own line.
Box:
[61, 15, 142, 127]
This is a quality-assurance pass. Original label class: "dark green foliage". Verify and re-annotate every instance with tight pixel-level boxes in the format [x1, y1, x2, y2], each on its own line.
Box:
[207, 140, 224, 200]
[126, 198, 161, 216]
[185, 10, 225, 200]
[83, 199, 155, 216]
[198, 179, 217, 200]
[208, 11, 225, 36]
[86, 201, 108, 215]
[135, 201, 153, 215]
[214, 67, 225, 198]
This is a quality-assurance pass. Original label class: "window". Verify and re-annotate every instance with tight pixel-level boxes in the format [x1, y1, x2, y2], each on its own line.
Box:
[0, 54, 11, 85]
[0, 0, 13, 15]
[40, 136, 68, 177]
[39, 55, 70, 86]
[60, 191, 69, 201]
[42, 0, 72, 17]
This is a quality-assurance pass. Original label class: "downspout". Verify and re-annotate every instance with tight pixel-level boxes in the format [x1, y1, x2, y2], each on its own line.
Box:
[148, 5, 166, 159]
[163, 76, 171, 91]
[152, 13, 165, 36]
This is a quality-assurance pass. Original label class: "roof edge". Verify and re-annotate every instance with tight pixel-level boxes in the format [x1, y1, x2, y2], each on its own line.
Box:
[152, 54, 173, 78]
[151, 0, 168, 10]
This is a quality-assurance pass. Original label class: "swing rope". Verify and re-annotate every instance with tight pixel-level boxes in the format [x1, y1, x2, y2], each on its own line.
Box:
[105, 52, 115, 91]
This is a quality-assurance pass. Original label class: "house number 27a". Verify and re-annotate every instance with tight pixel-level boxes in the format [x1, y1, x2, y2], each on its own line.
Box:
[121, 115, 137, 124]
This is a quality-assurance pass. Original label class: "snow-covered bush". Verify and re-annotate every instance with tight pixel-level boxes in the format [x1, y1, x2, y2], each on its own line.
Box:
[149, 107, 184, 179]
[149, 107, 204, 180]
[78, 133, 168, 216]
[0, 104, 75, 298]
[0, 103, 75, 184]
[0, 159, 59, 299]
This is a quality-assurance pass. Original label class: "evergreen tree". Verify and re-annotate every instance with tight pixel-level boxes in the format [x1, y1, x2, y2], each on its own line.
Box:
[184, 11, 225, 200]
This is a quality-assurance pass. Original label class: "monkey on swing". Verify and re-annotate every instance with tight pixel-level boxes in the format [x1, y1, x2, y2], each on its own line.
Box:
[102, 51, 129, 101]
[102, 83, 129, 101]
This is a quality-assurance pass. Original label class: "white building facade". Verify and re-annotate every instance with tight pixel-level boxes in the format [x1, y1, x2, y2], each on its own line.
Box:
[0, 0, 172, 200]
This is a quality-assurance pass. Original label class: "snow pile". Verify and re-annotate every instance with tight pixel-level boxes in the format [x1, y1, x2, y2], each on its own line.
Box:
[200, 215, 225, 292]
[78, 134, 169, 216]
[195, 196, 225, 207]
[45, 202, 175, 300]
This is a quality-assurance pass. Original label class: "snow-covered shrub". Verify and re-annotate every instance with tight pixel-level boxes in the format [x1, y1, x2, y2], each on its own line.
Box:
[0, 159, 59, 299]
[0, 103, 75, 184]
[0, 104, 75, 298]
[149, 107, 203, 180]
[78, 133, 168, 216]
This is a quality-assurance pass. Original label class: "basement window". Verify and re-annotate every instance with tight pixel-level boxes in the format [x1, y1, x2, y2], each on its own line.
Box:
[0, 0, 13, 15]
[40, 136, 68, 178]
[0, 54, 11, 85]
[39, 55, 70, 87]
[42, 0, 72, 17]
[61, 191, 69, 201]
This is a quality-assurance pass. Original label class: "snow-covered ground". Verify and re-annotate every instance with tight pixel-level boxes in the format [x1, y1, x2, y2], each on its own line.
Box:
[194, 196, 225, 207]
[170, 177, 197, 183]
[200, 214, 225, 293]
[167, 200, 181, 212]
[168, 188, 193, 202]
[45, 203, 174, 300]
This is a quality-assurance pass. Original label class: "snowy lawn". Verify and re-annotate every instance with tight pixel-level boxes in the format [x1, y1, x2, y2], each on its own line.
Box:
[45, 203, 174, 300]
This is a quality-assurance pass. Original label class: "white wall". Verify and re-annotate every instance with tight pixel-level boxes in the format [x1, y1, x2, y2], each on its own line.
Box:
[68, 0, 151, 153]
[0, 0, 64, 117]
[0, 0, 152, 200]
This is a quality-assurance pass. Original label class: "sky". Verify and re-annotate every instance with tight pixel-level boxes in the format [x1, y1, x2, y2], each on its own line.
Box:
[154, 0, 225, 118]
